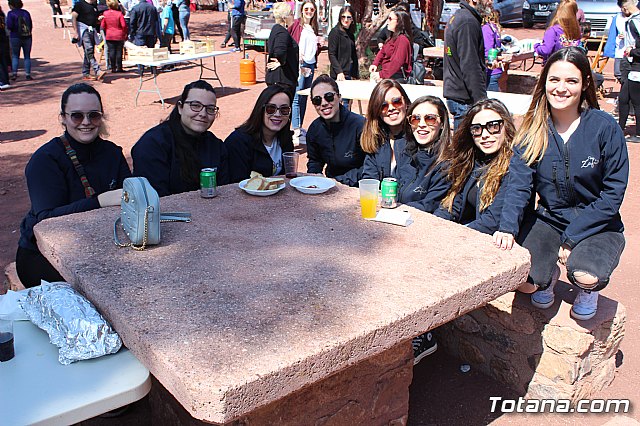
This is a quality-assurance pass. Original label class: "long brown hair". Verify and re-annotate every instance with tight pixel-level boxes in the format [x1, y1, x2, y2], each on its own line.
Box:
[299, 0, 319, 35]
[388, 10, 413, 43]
[360, 79, 410, 154]
[550, 0, 581, 41]
[440, 99, 515, 212]
[514, 46, 598, 165]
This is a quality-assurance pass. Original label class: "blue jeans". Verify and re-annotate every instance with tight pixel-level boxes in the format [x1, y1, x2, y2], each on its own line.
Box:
[518, 214, 625, 291]
[81, 30, 100, 76]
[179, 7, 190, 40]
[487, 72, 501, 92]
[292, 61, 315, 130]
[446, 99, 470, 131]
[10, 37, 32, 77]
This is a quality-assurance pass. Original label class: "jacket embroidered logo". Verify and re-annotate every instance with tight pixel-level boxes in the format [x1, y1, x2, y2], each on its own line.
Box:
[344, 150, 354, 158]
[413, 186, 427, 194]
[581, 156, 600, 168]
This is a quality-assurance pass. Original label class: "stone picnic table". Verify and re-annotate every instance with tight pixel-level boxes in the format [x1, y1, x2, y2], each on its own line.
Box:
[34, 181, 530, 425]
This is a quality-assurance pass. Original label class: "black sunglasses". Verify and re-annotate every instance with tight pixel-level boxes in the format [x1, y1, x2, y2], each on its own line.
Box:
[181, 100, 219, 116]
[311, 91, 337, 106]
[264, 103, 292, 116]
[64, 111, 103, 125]
[381, 97, 404, 115]
[409, 113, 439, 128]
[469, 119, 504, 137]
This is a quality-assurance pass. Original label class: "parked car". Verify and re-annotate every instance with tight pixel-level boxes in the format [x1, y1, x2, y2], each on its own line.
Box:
[494, 0, 525, 23]
[521, 0, 559, 27]
[579, 0, 620, 38]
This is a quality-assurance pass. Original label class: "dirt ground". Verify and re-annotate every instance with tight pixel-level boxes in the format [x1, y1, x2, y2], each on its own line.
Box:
[1, 1, 638, 424]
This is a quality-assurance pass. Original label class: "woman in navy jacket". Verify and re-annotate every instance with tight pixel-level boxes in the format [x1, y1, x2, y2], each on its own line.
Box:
[435, 98, 514, 234]
[495, 47, 628, 321]
[306, 74, 365, 187]
[361, 80, 449, 212]
[17, 83, 131, 287]
[132, 80, 229, 196]
[225, 84, 294, 183]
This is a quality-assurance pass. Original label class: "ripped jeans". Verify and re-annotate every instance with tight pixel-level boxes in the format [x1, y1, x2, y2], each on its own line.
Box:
[518, 214, 625, 291]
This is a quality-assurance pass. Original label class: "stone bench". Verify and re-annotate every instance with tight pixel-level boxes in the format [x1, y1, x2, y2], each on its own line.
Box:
[438, 278, 625, 402]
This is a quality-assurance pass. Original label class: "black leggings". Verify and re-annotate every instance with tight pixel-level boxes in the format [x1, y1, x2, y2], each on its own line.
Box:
[16, 246, 64, 288]
[106, 40, 124, 72]
[49, 0, 64, 27]
[626, 80, 640, 136]
[618, 60, 640, 135]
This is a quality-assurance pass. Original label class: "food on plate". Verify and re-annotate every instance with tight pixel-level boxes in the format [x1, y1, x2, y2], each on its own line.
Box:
[304, 185, 319, 189]
[245, 172, 285, 190]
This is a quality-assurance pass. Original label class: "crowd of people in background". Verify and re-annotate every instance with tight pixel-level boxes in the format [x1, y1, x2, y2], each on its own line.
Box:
[5, 0, 635, 366]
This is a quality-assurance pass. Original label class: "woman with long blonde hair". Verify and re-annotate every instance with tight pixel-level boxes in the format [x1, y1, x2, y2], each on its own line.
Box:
[534, 0, 582, 62]
[495, 47, 628, 322]
[435, 98, 514, 233]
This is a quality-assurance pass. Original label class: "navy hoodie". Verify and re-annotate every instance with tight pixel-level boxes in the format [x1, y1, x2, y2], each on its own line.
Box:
[19, 133, 131, 251]
[500, 108, 629, 248]
[132, 121, 229, 197]
[225, 127, 294, 183]
[435, 160, 510, 235]
[362, 137, 450, 212]
[306, 105, 366, 187]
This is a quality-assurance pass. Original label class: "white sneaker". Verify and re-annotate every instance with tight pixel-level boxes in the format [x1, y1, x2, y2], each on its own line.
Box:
[531, 265, 560, 309]
[0, 84, 9, 90]
[571, 289, 599, 321]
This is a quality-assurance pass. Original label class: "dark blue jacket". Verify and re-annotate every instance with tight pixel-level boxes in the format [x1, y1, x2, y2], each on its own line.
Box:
[434, 161, 509, 235]
[306, 105, 366, 187]
[129, 0, 158, 39]
[19, 133, 131, 251]
[500, 108, 629, 248]
[362, 137, 450, 212]
[225, 127, 294, 183]
[132, 121, 229, 197]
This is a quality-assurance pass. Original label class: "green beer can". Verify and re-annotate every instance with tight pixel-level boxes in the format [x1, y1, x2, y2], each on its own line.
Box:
[381, 177, 398, 208]
[200, 168, 218, 198]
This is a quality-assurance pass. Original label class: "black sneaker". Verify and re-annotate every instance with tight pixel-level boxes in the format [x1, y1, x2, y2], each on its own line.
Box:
[412, 332, 437, 365]
[627, 135, 640, 144]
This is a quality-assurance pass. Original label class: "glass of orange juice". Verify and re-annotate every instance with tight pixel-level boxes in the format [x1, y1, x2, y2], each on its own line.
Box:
[358, 179, 379, 219]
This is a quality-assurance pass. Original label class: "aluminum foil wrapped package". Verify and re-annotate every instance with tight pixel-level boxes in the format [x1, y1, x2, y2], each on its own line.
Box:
[20, 281, 122, 365]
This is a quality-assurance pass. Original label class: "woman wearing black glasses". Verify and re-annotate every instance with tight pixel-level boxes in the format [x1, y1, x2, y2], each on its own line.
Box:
[225, 84, 295, 183]
[435, 98, 514, 234]
[328, 5, 358, 83]
[306, 74, 365, 187]
[16, 83, 131, 287]
[132, 80, 229, 196]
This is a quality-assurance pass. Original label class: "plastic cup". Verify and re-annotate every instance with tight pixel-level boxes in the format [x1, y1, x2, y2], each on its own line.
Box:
[283, 152, 300, 178]
[358, 179, 379, 219]
[0, 319, 14, 362]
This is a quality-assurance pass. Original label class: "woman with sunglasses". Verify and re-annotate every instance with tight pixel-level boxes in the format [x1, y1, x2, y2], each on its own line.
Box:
[306, 74, 365, 187]
[495, 47, 628, 321]
[16, 83, 131, 287]
[226, 84, 295, 183]
[132, 80, 229, 196]
[361, 80, 446, 210]
[368, 10, 413, 83]
[434, 99, 514, 234]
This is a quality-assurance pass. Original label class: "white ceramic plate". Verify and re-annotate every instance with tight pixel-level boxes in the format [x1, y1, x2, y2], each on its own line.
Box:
[289, 176, 336, 195]
[239, 179, 286, 196]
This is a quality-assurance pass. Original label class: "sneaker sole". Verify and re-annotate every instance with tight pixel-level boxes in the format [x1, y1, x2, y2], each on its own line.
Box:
[531, 296, 554, 309]
[570, 307, 596, 321]
[413, 343, 438, 365]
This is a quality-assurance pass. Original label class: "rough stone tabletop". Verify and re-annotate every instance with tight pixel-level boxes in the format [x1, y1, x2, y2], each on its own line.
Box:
[34, 181, 530, 424]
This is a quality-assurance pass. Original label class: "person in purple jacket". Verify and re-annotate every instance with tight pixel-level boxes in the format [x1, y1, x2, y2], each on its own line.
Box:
[16, 83, 131, 287]
[534, 0, 582, 63]
[482, 8, 502, 91]
[6, 0, 32, 81]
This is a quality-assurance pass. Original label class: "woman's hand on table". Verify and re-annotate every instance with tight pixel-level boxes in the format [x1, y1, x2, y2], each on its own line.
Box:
[493, 231, 515, 251]
[336, 72, 345, 81]
[98, 189, 123, 207]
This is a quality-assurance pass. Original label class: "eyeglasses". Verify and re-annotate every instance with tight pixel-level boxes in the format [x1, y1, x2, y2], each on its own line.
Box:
[469, 119, 504, 137]
[302, 7, 315, 12]
[311, 91, 337, 106]
[182, 100, 219, 116]
[387, 16, 397, 21]
[381, 97, 404, 114]
[409, 113, 440, 128]
[264, 103, 292, 116]
[63, 111, 104, 125]
[341, 15, 353, 20]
